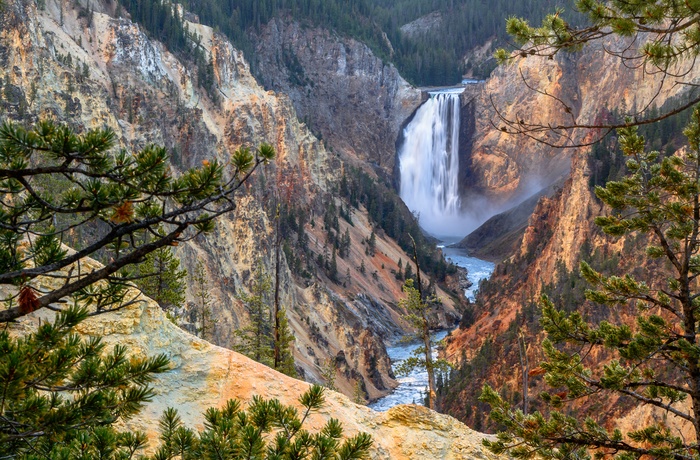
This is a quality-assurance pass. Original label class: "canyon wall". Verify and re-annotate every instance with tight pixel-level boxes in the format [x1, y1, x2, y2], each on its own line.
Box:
[0, 0, 460, 401]
[252, 18, 423, 176]
[457, 35, 700, 209]
[441, 37, 700, 430]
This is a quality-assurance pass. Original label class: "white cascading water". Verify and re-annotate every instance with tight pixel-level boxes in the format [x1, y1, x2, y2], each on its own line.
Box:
[399, 88, 465, 237]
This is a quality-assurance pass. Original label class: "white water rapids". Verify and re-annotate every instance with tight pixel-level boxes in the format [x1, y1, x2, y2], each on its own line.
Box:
[399, 88, 464, 237]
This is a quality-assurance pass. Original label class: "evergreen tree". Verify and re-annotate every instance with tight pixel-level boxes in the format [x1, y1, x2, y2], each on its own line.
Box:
[395, 236, 450, 411]
[340, 227, 351, 258]
[321, 358, 338, 392]
[191, 259, 215, 340]
[403, 262, 413, 281]
[367, 230, 376, 257]
[148, 385, 373, 460]
[234, 260, 273, 366]
[0, 306, 169, 458]
[329, 248, 339, 282]
[272, 202, 296, 377]
[134, 245, 186, 312]
[482, 108, 700, 459]
[0, 119, 274, 323]
[273, 305, 297, 377]
[396, 278, 450, 411]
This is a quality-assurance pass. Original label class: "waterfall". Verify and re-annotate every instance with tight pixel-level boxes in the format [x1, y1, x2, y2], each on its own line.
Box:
[399, 88, 464, 237]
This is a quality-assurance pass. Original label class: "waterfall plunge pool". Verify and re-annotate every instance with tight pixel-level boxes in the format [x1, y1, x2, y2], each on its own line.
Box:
[369, 247, 494, 411]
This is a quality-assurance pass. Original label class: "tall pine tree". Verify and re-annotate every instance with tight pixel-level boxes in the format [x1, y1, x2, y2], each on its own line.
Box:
[483, 108, 700, 459]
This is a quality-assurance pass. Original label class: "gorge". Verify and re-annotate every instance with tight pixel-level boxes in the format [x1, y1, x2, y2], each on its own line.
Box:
[5, 0, 700, 457]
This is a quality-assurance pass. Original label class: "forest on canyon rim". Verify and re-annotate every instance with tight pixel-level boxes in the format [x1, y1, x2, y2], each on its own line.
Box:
[4, 0, 700, 458]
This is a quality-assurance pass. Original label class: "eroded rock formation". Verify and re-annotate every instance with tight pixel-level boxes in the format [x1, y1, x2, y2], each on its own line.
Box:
[0, 0, 459, 401]
[7, 258, 501, 459]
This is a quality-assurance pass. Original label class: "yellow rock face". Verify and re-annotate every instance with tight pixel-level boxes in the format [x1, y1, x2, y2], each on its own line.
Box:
[0, 0, 459, 401]
[11, 280, 500, 459]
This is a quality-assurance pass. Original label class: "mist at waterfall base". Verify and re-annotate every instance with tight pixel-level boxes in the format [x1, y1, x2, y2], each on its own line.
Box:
[399, 88, 487, 238]
[398, 88, 549, 239]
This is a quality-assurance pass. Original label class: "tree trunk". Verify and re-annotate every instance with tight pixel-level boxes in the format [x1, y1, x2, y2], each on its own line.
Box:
[273, 204, 281, 370]
[411, 234, 436, 410]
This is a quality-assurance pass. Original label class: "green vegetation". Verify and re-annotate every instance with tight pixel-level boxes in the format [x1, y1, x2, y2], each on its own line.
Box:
[1, 313, 370, 459]
[0, 117, 272, 453]
[395, 279, 450, 410]
[133, 246, 187, 312]
[190, 259, 216, 340]
[395, 236, 450, 411]
[372, 0, 583, 84]
[118, 0, 583, 86]
[234, 260, 296, 377]
[0, 306, 169, 458]
[234, 261, 275, 366]
[148, 385, 372, 460]
[482, 109, 700, 459]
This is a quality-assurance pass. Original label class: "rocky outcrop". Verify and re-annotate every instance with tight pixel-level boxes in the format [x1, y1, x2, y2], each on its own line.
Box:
[0, 0, 459, 401]
[8, 264, 501, 460]
[252, 18, 423, 175]
[399, 11, 443, 39]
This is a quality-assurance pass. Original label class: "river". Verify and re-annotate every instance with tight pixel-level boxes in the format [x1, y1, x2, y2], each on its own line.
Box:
[369, 247, 494, 411]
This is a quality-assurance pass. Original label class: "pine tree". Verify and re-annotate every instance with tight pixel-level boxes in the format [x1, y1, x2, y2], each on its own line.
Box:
[134, 245, 186, 312]
[395, 236, 450, 411]
[274, 305, 297, 377]
[234, 260, 273, 366]
[395, 278, 450, 411]
[482, 108, 700, 459]
[329, 248, 339, 282]
[367, 230, 376, 257]
[0, 306, 169, 458]
[321, 358, 338, 392]
[148, 385, 373, 459]
[353, 380, 366, 405]
[272, 202, 296, 377]
[0, 119, 274, 323]
[403, 262, 413, 281]
[191, 259, 215, 340]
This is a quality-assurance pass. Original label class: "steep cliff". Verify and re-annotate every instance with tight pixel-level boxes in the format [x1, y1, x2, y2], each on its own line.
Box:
[0, 0, 459, 401]
[459, 36, 700, 207]
[251, 18, 423, 176]
[441, 37, 700, 429]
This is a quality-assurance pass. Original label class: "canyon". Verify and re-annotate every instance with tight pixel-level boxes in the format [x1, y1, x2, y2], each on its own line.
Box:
[439, 37, 700, 432]
[0, 0, 464, 405]
[4, 0, 700, 455]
